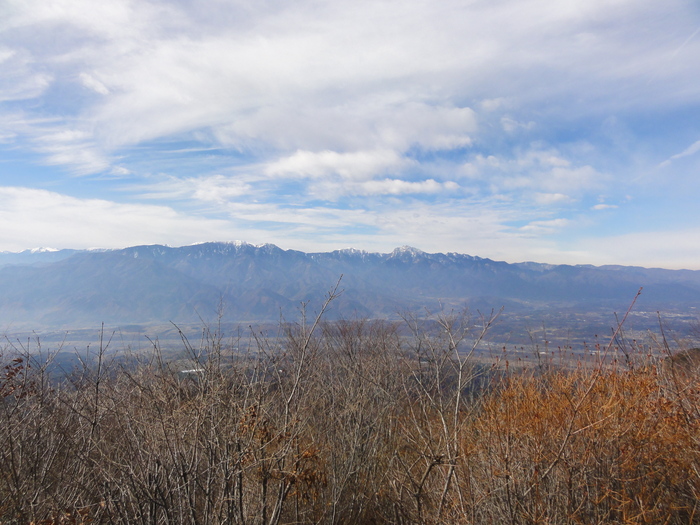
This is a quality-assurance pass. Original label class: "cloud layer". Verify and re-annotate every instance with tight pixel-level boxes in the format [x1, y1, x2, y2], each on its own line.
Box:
[1, 0, 699, 267]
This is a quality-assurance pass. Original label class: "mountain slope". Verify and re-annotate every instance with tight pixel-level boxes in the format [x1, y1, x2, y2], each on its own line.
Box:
[0, 242, 698, 329]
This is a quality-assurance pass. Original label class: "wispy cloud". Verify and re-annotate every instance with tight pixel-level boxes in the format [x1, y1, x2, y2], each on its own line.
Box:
[462, 148, 605, 198]
[520, 218, 571, 235]
[79, 73, 109, 95]
[659, 139, 700, 167]
[533, 193, 573, 205]
[576, 227, 700, 270]
[0, 0, 699, 267]
[0, 186, 235, 251]
[0, 46, 52, 102]
[313, 178, 459, 198]
[135, 175, 252, 203]
[265, 149, 409, 181]
[8, 0, 693, 170]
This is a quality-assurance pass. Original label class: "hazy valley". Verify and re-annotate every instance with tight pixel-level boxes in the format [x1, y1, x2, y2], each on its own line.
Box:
[0, 241, 697, 355]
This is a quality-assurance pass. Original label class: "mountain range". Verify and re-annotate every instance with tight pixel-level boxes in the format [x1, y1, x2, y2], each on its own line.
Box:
[0, 241, 698, 330]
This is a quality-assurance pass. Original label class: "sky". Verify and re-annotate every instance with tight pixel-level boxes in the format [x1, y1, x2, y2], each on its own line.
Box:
[1, 0, 699, 269]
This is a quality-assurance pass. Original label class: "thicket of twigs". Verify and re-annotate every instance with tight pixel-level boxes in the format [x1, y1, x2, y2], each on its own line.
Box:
[2, 289, 700, 524]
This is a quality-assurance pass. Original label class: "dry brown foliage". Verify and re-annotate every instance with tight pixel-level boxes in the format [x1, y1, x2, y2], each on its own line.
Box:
[1, 296, 699, 524]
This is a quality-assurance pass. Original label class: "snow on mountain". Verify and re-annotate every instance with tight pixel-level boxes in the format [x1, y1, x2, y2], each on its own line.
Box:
[0, 241, 698, 329]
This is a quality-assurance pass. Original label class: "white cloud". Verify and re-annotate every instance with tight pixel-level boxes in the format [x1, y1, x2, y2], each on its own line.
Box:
[542, 165, 601, 193]
[468, 148, 605, 196]
[211, 102, 476, 159]
[533, 193, 573, 205]
[349, 178, 458, 196]
[110, 166, 132, 176]
[591, 203, 617, 210]
[520, 218, 571, 234]
[42, 147, 110, 175]
[659, 139, 700, 167]
[347, 199, 557, 261]
[79, 72, 110, 95]
[1, 0, 696, 175]
[263, 148, 462, 198]
[190, 176, 251, 203]
[501, 116, 535, 133]
[0, 186, 235, 251]
[480, 98, 508, 112]
[34, 129, 111, 175]
[0, 48, 15, 63]
[135, 175, 252, 203]
[576, 228, 700, 269]
[0, 46, 52, 102]
[265, 149, 409, 181]
[1, 0, 172, 42]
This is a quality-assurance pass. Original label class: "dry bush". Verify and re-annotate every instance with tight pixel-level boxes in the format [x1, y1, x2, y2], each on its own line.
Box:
[455, 365, 700, 524]
[2, 294, 700, 524]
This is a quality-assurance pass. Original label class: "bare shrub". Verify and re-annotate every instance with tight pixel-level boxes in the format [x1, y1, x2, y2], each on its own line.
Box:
[2, 291, 700, 524]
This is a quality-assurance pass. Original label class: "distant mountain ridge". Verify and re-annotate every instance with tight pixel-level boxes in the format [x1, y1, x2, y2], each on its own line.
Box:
[0, 241, 698, 329]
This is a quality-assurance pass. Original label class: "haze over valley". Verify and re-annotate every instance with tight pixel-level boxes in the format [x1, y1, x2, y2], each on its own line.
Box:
[1, 241, 697, 354]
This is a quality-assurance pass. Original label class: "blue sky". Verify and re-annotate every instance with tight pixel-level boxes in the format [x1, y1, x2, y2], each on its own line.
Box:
[1, 0, 699, 269]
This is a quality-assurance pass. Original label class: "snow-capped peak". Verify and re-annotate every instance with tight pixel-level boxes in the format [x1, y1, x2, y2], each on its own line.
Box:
[391, 245, 425, 256]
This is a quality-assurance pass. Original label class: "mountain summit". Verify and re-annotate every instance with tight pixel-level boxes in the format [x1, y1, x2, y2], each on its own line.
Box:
[0, 242, 698, 329]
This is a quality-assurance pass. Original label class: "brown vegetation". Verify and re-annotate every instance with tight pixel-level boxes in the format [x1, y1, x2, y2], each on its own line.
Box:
[1, 293, 699, 524]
